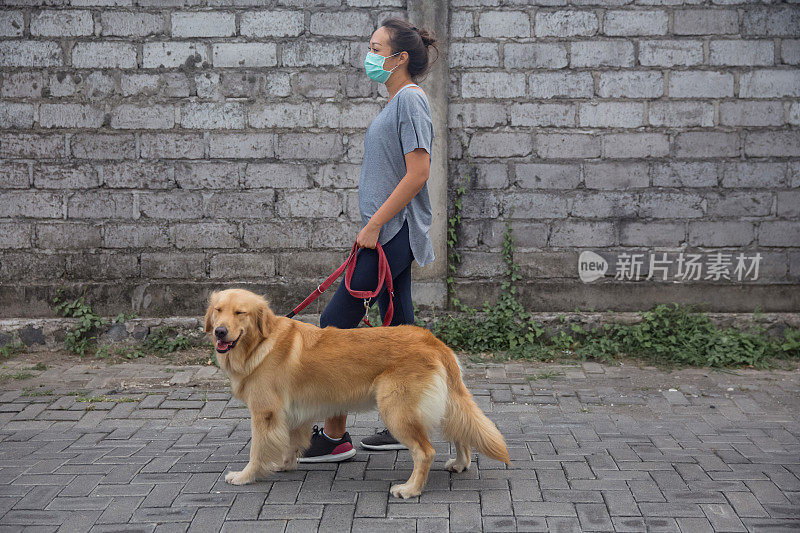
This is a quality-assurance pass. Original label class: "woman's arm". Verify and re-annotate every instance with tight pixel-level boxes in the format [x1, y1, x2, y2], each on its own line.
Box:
[356, 147, 430, 249]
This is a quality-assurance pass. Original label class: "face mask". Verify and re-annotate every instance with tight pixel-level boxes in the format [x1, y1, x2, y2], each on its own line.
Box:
[364, 50, 402, 83]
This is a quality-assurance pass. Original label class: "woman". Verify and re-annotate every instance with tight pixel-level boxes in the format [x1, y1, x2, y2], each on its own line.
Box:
[297, 18, 439, 463]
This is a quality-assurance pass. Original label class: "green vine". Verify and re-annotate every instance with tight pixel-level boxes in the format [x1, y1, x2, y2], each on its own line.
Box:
[446, 146, 473, 313]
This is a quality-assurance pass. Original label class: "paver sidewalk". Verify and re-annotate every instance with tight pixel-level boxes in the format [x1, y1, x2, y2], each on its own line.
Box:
[0, 358, 798, 532]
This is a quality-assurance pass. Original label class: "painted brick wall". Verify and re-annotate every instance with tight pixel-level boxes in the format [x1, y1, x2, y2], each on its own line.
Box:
[447, 2, 800, 312]
[1, 0, 799, 318]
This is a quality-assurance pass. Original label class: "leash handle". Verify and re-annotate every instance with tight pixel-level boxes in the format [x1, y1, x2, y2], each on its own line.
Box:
[344, 241, 394, 326]
[286, 241, 394, 327]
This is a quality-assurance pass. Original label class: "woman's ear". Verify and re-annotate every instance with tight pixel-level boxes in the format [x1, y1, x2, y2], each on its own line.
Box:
[258, 300, 276, 340]
[204, 291, 219, 333]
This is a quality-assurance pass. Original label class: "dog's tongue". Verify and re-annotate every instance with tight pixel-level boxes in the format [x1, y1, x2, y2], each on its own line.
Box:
[216, 339, 232, 350]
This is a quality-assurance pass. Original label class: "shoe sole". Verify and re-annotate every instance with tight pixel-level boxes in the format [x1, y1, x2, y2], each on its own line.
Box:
[296, 447, 356, 463]
[360, 442, 408, 451]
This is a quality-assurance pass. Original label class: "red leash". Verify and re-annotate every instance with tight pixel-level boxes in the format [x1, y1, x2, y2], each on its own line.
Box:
[285, 240, 394, 327]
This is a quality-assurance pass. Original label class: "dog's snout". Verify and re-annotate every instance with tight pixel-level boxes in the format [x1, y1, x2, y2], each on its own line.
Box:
[215, 326, 228, 339]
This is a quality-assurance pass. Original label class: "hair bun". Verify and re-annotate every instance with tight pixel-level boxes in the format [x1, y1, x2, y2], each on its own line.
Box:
[417, 27, 437, 48]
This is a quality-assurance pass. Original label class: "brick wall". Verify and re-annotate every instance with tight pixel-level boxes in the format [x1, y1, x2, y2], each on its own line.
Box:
[447, 2, 800, 312]
[0, 0, 409, 318]
[0, 0, 798, 318]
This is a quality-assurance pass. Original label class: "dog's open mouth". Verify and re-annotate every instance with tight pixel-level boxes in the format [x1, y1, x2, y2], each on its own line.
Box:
[216, 332, 241, 353]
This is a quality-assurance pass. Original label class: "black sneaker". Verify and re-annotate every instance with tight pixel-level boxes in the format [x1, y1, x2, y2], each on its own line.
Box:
[296, 425, 356, 463]
[360, 428, 408, 450]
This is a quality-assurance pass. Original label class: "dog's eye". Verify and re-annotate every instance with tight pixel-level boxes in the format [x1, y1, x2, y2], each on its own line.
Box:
[235, 311, 245, 315]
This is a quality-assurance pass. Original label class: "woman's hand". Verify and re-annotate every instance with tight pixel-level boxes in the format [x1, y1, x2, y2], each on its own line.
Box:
[356, 220, 382, 249]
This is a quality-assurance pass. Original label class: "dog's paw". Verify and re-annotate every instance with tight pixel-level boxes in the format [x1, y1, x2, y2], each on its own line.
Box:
[390, 483, 421, 499]
[224, 470, 254, 485]
[445, 458, 469, 473]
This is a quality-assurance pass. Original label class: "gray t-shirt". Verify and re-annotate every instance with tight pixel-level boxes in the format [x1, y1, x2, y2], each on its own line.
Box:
[358, 83, 435, 268]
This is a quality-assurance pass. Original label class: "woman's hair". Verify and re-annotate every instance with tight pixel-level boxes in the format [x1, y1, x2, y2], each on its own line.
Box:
[380, 17, 440, 81]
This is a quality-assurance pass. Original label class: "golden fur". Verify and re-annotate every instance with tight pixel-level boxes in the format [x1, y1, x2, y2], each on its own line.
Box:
[204, 288, 510, 498]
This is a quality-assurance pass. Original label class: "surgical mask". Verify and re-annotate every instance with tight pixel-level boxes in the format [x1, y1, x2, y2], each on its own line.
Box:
[364, 50, 402, 83]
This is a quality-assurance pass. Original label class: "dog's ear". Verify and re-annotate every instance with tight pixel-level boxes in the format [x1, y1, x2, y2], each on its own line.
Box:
[257, 300, 276, 340]
[204, 291, 219, 333]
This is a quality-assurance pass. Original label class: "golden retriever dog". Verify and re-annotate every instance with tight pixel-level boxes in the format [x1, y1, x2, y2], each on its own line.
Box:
[204, 288, 510, 498]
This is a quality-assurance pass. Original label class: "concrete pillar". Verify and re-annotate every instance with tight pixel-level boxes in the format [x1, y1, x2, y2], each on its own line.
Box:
[408, 0, 449, 309]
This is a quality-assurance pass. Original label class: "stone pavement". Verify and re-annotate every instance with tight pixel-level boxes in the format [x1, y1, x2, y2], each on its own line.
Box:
[0, 357, 798, 532]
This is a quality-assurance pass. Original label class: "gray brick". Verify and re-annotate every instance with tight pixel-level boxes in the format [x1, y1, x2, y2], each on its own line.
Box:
[676, 517, 714, 533]
[479, 11, 530, 38]
[0, 102, 34, 128]
[450, 502, 482, 533]
[720, 101, 784, 127]
[387, 503, 449, 518]
[181, 103, 245, 130]
[571, 40, 635, 67]
[143, 42, 209, 69]
[669, 71, 734, 98]
[259, 504, 323, 520]
[213, 43, 277, 68]
[585, 162, 648, 189]
[0, 191, 62, 219]
[282, 41, 348, 67]
[639, 40, 703, 67]
[72, 42, 136, 68]
[121, 73, 190, 97]
[710, 40, 775, 66]
[100, 11, 166, 37]
[700, 503, 746, 532]
[505, 43, 567, 69]
[31, 10, 93, 36]
[674, 9, 738, 35]
[688, 222, 755, 247]
[0, 11, 24, 37]
[535, 10, 598, 37]
[577, 503, 614, 531]
[276, 133, 344, 160]
[537, 133, 600, 159]
[598, 71, 663, 98]
[746, 130, 800, 157]
[468, 132, 532, 158]
[741, 70, 800, 98]
[604, 10, 668, 36]
[550, 221, 616, 247]
[171, 11, 234, 38]
[318, 504, 355, 533]
[310, 11, 371, 36]
[449, 43, 499, 68]
[131, 506, 197, 523]
[240, 10, 304, 37]
[140, 133, 204, 159]
[461, 72, 526, 99]
[759, 221, 800, 247]
[650, 102, 714, 127]
[1, 71, 45, 97]
[0, 40, 62, 67]
[71, 134, 136, 160]
[110, 105, 174, 130]
[40, 104, 104, 129]
[620, 222, 685, 247]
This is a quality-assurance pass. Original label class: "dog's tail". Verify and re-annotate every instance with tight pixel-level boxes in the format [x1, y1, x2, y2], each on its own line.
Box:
[439, 345, 510, 464]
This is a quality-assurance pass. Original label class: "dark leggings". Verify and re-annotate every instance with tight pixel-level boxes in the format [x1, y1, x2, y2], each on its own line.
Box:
[320, 218, 415, 328]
